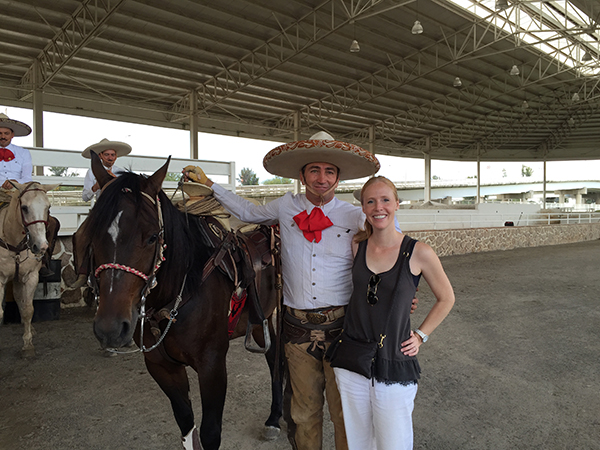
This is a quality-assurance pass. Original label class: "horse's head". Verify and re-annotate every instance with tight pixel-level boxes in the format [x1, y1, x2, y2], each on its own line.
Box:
[89, 154, 171, 348]
[9, 182, 58, 256]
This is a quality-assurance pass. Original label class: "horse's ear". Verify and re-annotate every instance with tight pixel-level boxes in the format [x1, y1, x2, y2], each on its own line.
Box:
[91, 151, 113, 188]
[146, 156, 171, 195]
[9, 181, 24, 192]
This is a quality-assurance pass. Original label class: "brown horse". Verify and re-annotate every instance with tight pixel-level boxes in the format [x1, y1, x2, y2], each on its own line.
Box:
[82, 153, 283, 449]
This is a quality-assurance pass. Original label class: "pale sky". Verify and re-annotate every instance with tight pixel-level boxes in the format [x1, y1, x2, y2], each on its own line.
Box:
[3, 105, 599, 184]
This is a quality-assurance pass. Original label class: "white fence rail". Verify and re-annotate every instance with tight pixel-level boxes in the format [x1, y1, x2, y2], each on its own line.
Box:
[26, 147, 236, 235]
[28, 147, 236, 190]
[396, 211, 600, 232]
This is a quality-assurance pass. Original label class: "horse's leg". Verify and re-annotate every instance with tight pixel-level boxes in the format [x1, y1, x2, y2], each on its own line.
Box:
[195, 347, 228, 450]
[0, 280, 7, 329]
[253, 320, 284, 440]
[12, 272, 38, 357]
[143, 357, 200, 449]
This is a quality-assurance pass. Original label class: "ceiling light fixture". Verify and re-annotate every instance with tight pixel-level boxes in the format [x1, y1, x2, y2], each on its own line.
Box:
[582, 52, 593, 62]
[411, 20, 424, 35]
[496, 0, 509, 11]
[522, 100, 529, 109]
[453, 76, 462, 88]
[510, 64, 520, 76]
[349, 20, 360, 53]
[572, 92, 580, 102]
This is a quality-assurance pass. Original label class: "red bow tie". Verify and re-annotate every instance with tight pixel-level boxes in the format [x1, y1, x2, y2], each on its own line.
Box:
[293, 208, 333, 243]
[0, 148, 15, 162]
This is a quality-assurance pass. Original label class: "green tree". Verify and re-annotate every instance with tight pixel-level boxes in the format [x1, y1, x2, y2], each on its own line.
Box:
[521, 165, 533, 177]
[48, 167, 68, 177]
[502, 168, 507, 178]
[263, 176, 292, 185]
[48, 166, 78, 177]
[164, 172, 183, 182]
[238, 167, 259, 185]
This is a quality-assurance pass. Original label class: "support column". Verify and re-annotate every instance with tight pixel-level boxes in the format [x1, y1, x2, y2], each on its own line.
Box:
[32, 61, 44, 176]
[423, 136, 431, 202]
[189, 90, 199, 159]
[476, 144, 481, 205]
[543, 160, 547, 209]
[293, 111, 301, 194]
[369, 124, 376, 181]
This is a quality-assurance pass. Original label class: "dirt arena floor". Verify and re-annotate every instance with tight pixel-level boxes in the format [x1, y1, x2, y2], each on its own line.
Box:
[1, 239, 599, 450]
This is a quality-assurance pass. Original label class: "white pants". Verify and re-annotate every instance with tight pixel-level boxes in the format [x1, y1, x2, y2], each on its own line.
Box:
[333, 368, 418, 450]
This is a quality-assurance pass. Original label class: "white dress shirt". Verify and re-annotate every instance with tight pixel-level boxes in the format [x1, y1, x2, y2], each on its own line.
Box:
[0, 143, 33, 184]
[212, 183, 365, 310]
[82, 165, 124, 201]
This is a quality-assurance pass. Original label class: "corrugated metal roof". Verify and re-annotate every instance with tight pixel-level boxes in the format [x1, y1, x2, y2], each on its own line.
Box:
[1, 0, 599, 162]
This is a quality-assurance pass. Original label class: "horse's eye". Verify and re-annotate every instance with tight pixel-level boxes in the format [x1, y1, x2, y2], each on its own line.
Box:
[21, 206, 29, 215]
[148, 234, 158, 244]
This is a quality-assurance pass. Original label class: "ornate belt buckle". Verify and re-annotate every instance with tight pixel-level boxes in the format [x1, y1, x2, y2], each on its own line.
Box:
[306, 312, 327, 325]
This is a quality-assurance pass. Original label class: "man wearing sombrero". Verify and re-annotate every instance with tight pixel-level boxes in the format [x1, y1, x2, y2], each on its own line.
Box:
[81, 138, 131, 201]
[184, 131, 382, 450]
[0, 113, 34, 189]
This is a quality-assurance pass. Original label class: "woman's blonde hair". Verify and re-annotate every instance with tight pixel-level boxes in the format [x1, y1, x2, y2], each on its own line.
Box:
[354, 176, 399, 244]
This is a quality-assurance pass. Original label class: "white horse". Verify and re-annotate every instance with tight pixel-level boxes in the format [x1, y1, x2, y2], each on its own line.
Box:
[0, 182, 57, 356]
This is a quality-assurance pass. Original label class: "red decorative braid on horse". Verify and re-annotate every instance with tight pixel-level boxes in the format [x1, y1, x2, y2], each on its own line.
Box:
[80, 152, 284, 450]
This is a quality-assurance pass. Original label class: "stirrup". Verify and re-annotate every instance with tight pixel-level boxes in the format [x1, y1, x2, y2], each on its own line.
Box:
[244, 319, 271, 354]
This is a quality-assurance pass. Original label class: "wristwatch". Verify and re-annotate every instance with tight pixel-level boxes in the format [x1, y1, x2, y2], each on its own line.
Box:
[414, 329, 428, 343]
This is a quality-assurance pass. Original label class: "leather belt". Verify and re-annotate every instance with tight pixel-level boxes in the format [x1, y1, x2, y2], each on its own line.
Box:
[287, 306, 345, 325]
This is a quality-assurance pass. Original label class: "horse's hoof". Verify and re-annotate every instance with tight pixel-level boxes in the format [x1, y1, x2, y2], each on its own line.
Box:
[102, 349, 117, 358]
[262, 425, 281, 441]
[21, 347, 36, 358]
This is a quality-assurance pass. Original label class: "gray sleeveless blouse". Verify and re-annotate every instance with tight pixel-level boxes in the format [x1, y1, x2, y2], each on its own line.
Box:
[343, 236, 421, 384]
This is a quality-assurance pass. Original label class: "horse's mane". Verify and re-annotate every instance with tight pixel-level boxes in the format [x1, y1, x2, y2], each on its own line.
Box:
[86, 172, 209, 302]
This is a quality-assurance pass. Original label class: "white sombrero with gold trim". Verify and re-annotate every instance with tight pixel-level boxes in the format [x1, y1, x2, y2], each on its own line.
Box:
[263, 131, 380, 181]
[82, 138, 132, 158]
[0, 113, 32, 137]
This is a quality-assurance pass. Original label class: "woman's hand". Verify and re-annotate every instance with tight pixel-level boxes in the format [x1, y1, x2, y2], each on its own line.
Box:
[401, 330, 421, 356]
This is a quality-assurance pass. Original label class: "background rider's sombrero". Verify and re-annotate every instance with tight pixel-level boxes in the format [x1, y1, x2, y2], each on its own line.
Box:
[263, 131, 380, 181]
[0, 113, 32, 137]
[82, 138, 132, 158]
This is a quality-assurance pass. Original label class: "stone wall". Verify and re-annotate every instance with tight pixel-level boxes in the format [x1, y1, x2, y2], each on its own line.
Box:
[55, 223, 600, 304]
[409, 223, 600, 257]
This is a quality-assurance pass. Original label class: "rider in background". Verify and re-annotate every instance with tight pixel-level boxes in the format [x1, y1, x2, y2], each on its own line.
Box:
[81, 138, 131, 202]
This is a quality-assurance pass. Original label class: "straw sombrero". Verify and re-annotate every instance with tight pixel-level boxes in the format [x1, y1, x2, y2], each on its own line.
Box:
[263, 131, 380, 181]
[181, 182, 213, 197]
[0, 113, 31, 137]
[82, 138, 132, 158]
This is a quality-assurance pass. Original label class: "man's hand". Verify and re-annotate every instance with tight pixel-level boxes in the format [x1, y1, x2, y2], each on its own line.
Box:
[182, 165, 210, 185]
[2, 179, 16, 190]
[410, 288, 419, 314]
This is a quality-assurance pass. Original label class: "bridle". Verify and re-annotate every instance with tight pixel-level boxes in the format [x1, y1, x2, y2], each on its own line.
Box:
[19, 183, 50, 230]
[89, 188, 181, 354]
